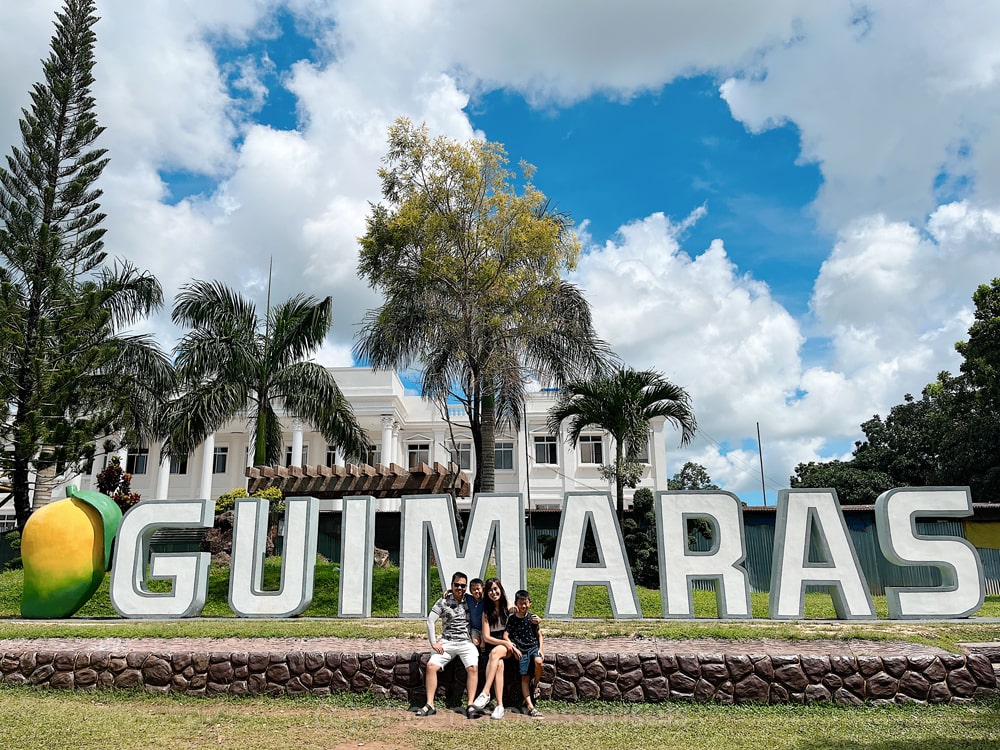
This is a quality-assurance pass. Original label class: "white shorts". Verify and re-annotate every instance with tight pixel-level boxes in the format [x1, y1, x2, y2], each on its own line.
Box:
[428, 639, 479, 669]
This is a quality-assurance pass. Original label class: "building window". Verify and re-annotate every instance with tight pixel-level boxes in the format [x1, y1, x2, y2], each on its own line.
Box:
[495, 442, 514, 471]
[212, 446, 228, 474]
[579, 435, 603, 464]
[169, 456, 188, 475]
[126, 448, 149, 475]
[534, 436, 558, 465]
[450, 442, 471, 470]
[365, 446, 381, 466]
[632, 434, 650, 464]
[285, 444, 309, 467]
[326, 445, 337, 467]
[408, 442, 430, 468]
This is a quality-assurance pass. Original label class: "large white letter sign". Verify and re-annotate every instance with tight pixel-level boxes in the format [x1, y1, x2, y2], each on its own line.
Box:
[546, 492, 641, 619]
[229, 496, 319, 618]
[339, 495, 376, 617]
[875, 487, 984, 619]
[769, 489, 875, 620]
[656, 491, 751, 618]
[110, 498, 214, 619]
[399, 493, 525, 618]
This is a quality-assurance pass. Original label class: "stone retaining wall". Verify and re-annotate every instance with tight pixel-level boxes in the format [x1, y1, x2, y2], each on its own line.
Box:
[1, 649, 996, 705]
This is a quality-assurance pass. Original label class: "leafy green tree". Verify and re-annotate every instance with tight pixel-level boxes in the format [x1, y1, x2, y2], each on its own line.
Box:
[547, 367, 697, 520]
[622, 487, 658, 586]
[789, 460, 894, 505]
[667, 461, 720, 491]
[0, 0, 172, 529]
[792, 279, 1000, 503]
[166, 281, 369, 468]
[356, 118, 612, 492]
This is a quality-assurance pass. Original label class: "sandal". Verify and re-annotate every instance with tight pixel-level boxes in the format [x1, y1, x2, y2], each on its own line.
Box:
[528, 707, 543, 718]
[415, 704, 437, 717]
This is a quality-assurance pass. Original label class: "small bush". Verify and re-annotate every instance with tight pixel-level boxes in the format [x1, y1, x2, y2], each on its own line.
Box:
[214, 486, 285, 515]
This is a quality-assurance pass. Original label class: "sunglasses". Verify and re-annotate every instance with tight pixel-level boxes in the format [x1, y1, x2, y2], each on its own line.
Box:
[453, 583, 467, 589]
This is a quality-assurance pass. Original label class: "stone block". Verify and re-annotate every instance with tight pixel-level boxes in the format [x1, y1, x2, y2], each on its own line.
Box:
[899, 671, 930, 700]
[966, 655, 997, 687]
[865, 671, 898, 699]
[946, 668, 977, 698]
[733, 674, 769, 704]
[725, 655, 753, 682]
[644, 676, 669, 701]
[804, 684, 832, 703]
[773, 664, 808, 692]
[923, 658, 947, 682]
[882, 656, 907, 678]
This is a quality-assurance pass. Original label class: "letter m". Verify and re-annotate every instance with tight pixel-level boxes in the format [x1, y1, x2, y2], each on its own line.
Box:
[399, 494, 525, 617]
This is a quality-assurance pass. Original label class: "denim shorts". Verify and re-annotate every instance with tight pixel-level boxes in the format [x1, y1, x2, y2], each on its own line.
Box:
[518, 645, 540, 675]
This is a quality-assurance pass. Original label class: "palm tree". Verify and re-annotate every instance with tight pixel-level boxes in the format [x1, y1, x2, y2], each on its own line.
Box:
[355, 276, 613, 494]
[166, 280, 369, 468]
[547, 368, 698, 520]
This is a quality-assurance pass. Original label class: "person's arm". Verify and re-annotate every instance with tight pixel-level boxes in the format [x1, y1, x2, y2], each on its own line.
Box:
[536, 622, 544, 658]
[427, 603, 444, 653]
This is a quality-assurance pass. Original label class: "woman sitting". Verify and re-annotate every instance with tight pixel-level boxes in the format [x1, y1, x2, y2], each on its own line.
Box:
[471, 577, 514, 719]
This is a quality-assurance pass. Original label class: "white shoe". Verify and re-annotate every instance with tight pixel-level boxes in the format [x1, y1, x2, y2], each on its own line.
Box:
[491, 705, 505, 720]
[472, 693, 490, 710]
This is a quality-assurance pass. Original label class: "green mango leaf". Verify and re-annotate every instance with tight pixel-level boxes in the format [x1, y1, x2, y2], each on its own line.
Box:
[65, 485, 122, 570]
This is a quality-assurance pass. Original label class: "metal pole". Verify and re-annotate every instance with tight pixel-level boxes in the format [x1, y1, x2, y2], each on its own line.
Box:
[756, 421, 766, 506]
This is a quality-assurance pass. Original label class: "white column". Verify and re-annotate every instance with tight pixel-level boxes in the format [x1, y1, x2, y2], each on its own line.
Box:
[335, 446, 346, 467]
[291, 418, 304, 467]
[155, 454, 171, 499]
[651, 418, 667, 491]
[380, 416, 394, 466]
[559, 431, 573, 496]
[517, 417, 529, 499]
[115, 444, 128, 470]
[433, 429, 448, 466]
[246, 426, 255, 469]
[199, 432, 215, 501]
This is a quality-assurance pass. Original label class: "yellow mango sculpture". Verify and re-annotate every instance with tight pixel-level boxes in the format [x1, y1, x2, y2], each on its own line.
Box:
[20, 485, 122, 618]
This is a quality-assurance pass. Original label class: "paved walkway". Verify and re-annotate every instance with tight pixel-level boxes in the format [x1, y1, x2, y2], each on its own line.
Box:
[0, 634, 952, 657]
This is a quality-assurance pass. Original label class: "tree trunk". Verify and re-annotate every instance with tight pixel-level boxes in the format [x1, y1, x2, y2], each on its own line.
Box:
[31, 450, 57, 510]
[615, 439, 625, 523]
[254, 409, 267, 467]
[480, 392, 496, 493]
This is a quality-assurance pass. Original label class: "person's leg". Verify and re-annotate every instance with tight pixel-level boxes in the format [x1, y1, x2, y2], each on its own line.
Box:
[474, 645, 505, 707]
[465, 663, 479, 709]
[493, 656, 505, 708]
[521, 673, 532, 707]
[533, 655, 543, 691]
[424, 662, 440, 708]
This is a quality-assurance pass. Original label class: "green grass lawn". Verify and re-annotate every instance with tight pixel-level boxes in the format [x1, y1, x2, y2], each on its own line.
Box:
[2, 559, 1000, 652]
[0, 689, 997, 750]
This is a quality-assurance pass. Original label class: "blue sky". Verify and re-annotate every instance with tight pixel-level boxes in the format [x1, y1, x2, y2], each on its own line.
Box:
[4, 1, 1000, 504]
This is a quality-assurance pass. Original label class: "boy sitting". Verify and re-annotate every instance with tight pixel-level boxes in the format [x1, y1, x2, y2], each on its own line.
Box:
[504, 589, 544, 717]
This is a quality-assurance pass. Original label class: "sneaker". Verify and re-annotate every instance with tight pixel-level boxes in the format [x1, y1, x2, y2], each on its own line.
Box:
[472, 692, 490, 710]
[491, 705, 505, 720]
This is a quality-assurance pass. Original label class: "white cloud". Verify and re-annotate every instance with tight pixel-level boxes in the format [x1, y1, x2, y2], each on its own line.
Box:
[6, 1, 1000, 501]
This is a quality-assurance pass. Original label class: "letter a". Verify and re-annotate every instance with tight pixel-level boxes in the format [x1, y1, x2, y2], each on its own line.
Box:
[546, 492, 641, 619]
[769, 489, 875, 620]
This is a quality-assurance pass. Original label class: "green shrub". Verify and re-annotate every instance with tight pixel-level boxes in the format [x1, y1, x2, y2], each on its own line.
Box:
[214, 486, 285, 515]
[2, 530, 22, 571]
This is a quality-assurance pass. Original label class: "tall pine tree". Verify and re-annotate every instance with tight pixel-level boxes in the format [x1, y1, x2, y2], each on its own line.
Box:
[0, 0, 173, 529]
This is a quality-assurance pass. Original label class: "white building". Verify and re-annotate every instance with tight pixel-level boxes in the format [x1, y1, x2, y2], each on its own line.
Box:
[58, 367, 674, 510]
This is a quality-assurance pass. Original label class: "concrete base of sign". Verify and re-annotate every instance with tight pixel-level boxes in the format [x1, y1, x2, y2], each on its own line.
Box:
[1, 636, 996, 705]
